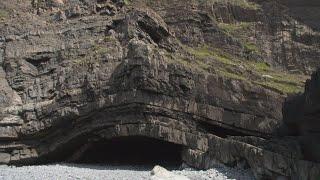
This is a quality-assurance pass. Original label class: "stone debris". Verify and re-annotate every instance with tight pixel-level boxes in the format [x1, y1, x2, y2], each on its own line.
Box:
[0, 164, 255, 180]
[150, 165, 190, 180]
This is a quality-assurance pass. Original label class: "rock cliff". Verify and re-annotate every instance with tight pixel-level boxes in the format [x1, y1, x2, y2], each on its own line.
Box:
[284, 68, 320, 163]
[0, 0, 319, 179]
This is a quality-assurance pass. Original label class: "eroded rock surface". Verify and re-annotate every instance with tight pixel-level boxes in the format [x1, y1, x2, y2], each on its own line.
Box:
[0, 0, 319, 180]
[284, 68, 320, 163]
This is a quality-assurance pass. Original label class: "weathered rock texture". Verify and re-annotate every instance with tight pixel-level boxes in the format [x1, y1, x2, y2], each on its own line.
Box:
[140, 0, 320, 74]
[0, 0, 319, 180]
[284, 68, 320, 163]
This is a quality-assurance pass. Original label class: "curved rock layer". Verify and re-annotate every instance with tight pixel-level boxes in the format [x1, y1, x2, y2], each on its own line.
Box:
[0, 0, 319, 180]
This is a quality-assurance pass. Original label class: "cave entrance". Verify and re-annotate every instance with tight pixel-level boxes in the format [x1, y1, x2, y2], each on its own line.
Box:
[70, 136, 184, 168]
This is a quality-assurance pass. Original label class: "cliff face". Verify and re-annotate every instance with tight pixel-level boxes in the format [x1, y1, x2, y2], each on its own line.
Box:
[284, 68, 320, 163]
[140, 0, 320, 74]
[0, 0, 319, 179]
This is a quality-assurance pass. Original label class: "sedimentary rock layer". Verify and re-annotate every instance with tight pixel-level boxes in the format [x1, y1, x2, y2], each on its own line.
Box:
[0, 0, 319, 179]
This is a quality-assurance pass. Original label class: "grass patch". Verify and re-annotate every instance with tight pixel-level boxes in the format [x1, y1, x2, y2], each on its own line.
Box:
[104, 36, 117, 42]
[256, 70, 307, 94]
[0, 9, 9, 21]
[124, 0, 132, 5]
[167, 44, 306, 94]
[255, 81, 303, 94]
[93, 46, 108, 55]
[250, 64, 306, 94]
[218, 22, 251, 35]
[218, 22, 261, 54]
[244, 42, 259, 53]
[188, 46, 236, 65]
[72, 56, 92, 66]
[165, 52, 205, 72]
[249, 62, 270, 72]
[217, 69, 246, 81]
[209, 0, 261, 10]
[143, 0, 261, 11]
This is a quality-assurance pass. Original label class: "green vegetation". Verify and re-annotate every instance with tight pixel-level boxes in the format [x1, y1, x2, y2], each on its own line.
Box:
[124, 0, 132, 5]
[165, 52, 206, 73]
[166, 45, 307, 94]
[255, 81, 302, 95]
[72, 42, 112, 67]
[217, 69, 246, 81]
[249, 62, 270, 72]
[107, 0, 301, 94]
[218, 22, 261, 54]
[143, 0, 260, 11]
[206, 0, 261, 10]
[73, 57, 91, 66]
[0, 9, 9, 21]
[104, 35, 117, 42]
[244, 42, 259, 53]
[93, 46, 108, 55]
[188, 46, 236, 65]
[218, 22, 251, 36]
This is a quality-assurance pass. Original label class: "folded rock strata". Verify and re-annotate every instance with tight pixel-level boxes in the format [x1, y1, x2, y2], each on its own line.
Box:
[0, 0, 319, 179]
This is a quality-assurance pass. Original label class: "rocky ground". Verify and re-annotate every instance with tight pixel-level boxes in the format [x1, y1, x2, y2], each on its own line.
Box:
[0, 163, 254, 180]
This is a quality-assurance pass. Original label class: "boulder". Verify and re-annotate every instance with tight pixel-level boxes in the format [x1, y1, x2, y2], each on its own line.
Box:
[150, 166, 190, 180]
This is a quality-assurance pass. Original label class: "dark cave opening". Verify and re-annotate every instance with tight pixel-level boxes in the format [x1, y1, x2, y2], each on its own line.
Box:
[70, 136, 184, 168]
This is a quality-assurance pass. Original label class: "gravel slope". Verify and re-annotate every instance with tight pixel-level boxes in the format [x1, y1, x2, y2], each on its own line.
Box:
[0, 164, 255, 180]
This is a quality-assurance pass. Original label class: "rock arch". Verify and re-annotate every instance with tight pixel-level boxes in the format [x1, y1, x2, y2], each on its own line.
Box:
[10, 121, 209, 167]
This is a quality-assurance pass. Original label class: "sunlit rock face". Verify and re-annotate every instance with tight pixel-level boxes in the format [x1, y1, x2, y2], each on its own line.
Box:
[0, 0, 319, 179]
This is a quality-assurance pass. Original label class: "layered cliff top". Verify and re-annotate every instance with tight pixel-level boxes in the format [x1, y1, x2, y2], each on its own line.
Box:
[1, 0, 319, 95]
